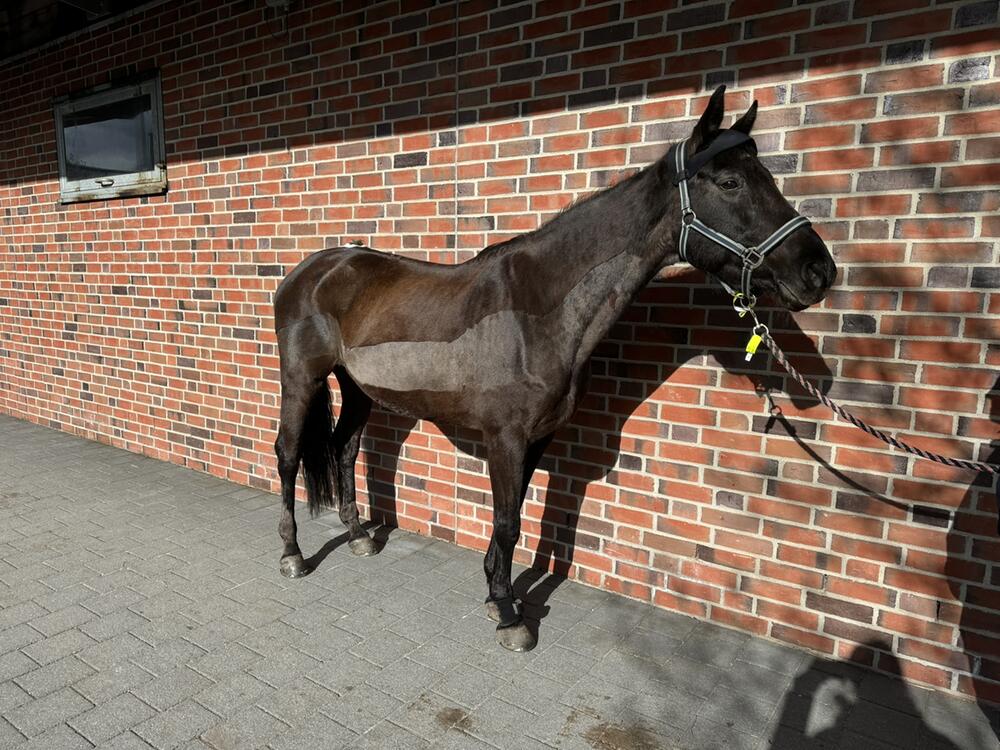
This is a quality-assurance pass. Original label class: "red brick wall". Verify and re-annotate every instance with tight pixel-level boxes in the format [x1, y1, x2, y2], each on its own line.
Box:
[2, 0, 999, 702]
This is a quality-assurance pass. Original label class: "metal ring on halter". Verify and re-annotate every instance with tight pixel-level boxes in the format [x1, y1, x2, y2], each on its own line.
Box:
[744, 247, 764, 269]
[732, 292, 757, 314]
[682, 209, 696, 226]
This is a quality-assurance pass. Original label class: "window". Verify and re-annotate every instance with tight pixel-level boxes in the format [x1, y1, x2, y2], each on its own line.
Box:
[53, 74, 166, 203]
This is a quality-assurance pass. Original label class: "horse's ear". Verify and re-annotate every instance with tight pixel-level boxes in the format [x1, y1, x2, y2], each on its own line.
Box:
[691, 84, 726, 150]
[731, 100, 758, 135]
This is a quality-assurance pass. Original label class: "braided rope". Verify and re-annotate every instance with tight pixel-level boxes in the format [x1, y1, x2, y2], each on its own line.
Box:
[762, 334, 1000, 476]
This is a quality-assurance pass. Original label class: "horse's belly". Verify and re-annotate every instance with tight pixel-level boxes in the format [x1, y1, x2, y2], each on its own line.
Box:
[342, 310, 527, 396]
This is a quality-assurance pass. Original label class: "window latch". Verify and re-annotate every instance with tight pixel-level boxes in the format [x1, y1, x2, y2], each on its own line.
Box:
[96, 178, 115, 187]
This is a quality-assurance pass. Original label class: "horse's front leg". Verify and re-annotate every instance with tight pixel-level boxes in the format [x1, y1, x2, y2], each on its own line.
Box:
[484, 431, 535, 651]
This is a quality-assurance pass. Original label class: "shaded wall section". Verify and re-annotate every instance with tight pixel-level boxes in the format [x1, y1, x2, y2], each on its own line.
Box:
[1, 0, 999, 703]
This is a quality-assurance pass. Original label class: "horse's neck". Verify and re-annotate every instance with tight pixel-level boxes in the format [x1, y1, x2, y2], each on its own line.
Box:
[547, 171, 679, 370]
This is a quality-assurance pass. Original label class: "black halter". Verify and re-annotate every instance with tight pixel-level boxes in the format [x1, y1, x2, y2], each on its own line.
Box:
[666, 130, 811, 309]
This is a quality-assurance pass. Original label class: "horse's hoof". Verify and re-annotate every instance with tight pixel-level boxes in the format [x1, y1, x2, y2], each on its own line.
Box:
[279, 554, 311, 579]
[496, 621, 536, 652]
[485, 598, 522, 623]
[348, 535, 378, 557]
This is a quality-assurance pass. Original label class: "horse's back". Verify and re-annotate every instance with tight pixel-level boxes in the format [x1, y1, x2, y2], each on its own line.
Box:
[274, 246, 454, 331]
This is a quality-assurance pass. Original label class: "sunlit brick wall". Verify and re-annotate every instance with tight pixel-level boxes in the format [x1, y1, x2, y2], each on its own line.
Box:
[1, 0, 998, 703]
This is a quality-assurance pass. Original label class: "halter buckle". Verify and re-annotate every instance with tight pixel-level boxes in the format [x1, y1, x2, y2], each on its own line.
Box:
[681, 209, 696, 226]
[743, 246, 764, 269]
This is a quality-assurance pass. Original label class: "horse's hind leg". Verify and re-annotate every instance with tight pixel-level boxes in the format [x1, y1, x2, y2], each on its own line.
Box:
[333, 367, 378, 556]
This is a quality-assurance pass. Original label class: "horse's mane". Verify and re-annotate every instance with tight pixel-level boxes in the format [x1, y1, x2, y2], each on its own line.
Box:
[466, 162, 652, 264]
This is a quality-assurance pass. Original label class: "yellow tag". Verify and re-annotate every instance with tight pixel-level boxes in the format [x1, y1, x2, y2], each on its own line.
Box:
[744, 334, 763, 361]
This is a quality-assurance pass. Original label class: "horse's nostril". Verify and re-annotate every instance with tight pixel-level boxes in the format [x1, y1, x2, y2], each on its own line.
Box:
[803, 260, 828, 290]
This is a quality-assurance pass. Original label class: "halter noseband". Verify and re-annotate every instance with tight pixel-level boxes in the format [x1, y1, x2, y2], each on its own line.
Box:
[667, 130, 812, 309]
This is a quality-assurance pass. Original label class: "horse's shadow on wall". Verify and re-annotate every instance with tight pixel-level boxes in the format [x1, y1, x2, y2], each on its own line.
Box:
[945, 375, 1000, 738]
[353, 269, 836, 634]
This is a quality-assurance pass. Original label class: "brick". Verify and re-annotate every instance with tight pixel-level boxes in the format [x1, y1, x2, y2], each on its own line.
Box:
[803, 148, 874, 172]
[785, 125, 856, 149]
[804, 98, 877, 124]
[853, 0, 930, 16]
[782, 174, 852, 195]
[836, 195, 909, 217]
[857, 168, 936, 191]
[945, 109, 1000, 135]
[794, 24, 866, 53]
[941, 165, 1000, 187]
[862, 116, 941, 143]
[885, 89, 966, 116]
[893, 218, 975, 239]
[872, 9, 952, 41]
[865, 64, 943, 92]
[880, 140, 958, 166]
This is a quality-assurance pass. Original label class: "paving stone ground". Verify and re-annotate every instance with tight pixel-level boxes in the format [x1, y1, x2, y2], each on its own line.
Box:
[0, 413, 997, 750]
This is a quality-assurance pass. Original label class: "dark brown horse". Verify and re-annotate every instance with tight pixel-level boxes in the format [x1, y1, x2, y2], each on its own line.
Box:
[272, 86, 837, 651]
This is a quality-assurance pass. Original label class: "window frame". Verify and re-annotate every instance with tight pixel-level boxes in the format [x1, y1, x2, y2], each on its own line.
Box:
[53, 74, 167, 204]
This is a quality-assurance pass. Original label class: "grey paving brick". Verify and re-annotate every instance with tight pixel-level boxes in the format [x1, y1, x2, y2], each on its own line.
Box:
[130, 638, 207, 677]
[77, 633, 153, 671]
[388, 690, 469, 744]
[247, 646, 322, 689]
[181, 618, 248, 652]
[0, 623, 44, 655]
[266, 714, 356, 750]
[351, 631, 420, 668]
[459, 695, 539, 748]
[133, 699, 218, 750]
[305, 652, 377, 696]
[334, 604, 403, 638]
[0, 650, 38, 682]
[69, 692, 157, 744]
[845, 698, 923, 749]
[74, 661, 156, 704]
[683, 714, 761, 750]
[193, 672, 275, 718]
[0, 717, 25, 747]
[0, 680, 32, 714]
[328, 684, 404, 735]
[348, 719, 429, 750]
[80, 609, 146, 641]
[19, 721, 92, 750]
[698, 684, 778, 737]
[201, 705, 288, 749]
[96, 730, 158, 749]
[15, 654, 95, 698]
[29, 605, 96, 638]
[526, 644, 597, 687]
[557, 621, 624, 660]
[432, 665, 505, 710]
[407, 637, 478, 674]
[4, 685, 93, 737]
[0, 601, 47, 630]
[364, 657, 443, 703]
[132, 666, 215, 711]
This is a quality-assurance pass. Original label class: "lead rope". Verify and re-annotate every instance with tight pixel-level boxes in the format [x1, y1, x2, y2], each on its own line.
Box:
[738, 304, 1000, 475]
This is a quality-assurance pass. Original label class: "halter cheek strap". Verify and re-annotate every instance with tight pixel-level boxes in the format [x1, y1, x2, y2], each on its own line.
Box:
[667, 132, 812, 307]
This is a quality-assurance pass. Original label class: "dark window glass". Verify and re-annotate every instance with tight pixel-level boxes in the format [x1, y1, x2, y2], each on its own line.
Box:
[62, 94, 154, 181]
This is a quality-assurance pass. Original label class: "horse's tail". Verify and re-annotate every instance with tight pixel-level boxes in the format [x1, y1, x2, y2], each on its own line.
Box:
[300, 380, 339, 516]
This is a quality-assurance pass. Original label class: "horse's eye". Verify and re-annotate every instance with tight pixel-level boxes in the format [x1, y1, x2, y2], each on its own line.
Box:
[720, 179, 741, 191]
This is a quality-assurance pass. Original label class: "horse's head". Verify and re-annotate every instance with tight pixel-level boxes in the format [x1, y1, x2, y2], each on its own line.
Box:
[665, 85, 837, 311]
